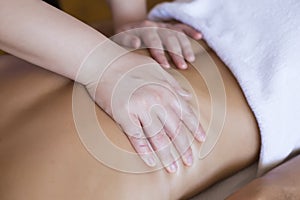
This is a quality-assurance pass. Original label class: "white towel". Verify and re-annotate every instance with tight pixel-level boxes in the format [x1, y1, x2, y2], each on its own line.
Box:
[149, 0, 300, 175]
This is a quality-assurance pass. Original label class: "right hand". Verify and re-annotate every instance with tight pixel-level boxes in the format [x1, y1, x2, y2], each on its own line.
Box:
[86, 52, 205, 173]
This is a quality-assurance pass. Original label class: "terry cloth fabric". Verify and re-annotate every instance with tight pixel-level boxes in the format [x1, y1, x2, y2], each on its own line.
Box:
[149, 0, 300, 175]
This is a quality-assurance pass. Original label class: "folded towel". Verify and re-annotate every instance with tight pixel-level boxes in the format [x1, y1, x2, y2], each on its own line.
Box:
[149, 0, 300, 175]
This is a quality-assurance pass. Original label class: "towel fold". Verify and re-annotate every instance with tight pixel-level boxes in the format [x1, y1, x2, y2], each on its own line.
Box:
[149, 0, 300, 175]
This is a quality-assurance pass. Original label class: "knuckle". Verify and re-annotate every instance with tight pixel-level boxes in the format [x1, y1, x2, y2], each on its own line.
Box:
[134, 95, 149, 107]
[158, 28, 171, 36]
[149, 40, 163, 49]
[151, 132, 168, 150]
[179, 35, 191, 45]
[160, 31, 174, 38]
[145, 32, 159, 39]
[142, 20, 155, 27]
[183, 111, 196, 124]
[132, 138, 150, 152]
[121, 122, 142, 136]
[133, 93, 162, 109]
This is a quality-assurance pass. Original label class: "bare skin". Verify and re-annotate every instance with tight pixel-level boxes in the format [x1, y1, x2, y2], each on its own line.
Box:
[227, 154, 300, 200]
[0, 40, 259, 199]
[107, 0, 202, 69]
[0, 0, 204, 172]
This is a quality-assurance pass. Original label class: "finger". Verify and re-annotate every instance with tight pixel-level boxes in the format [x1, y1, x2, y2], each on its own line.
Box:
[177, 24, 202, 40]
[160, 33, 187, 69]
[171, 97, 206, 142]
[149, 48, 170, 69]
[112, 32, 141, 49]
[141, 29, 171, 68]
[118, 114, 156, 167]
[128, 135, 156, 167]
[148, 129, 178, 173]
[157, 107, 193, 166]
[170, 52, 188, 70]
[176, 32, 196, 63]
[140, 113, 177, 173]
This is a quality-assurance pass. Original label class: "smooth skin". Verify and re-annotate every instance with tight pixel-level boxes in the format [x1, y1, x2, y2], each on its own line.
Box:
[0, 40, 259, 199]
[0, 0, 204, 172]
[228, 154, 300, 200]
[107, 0, 202, 69]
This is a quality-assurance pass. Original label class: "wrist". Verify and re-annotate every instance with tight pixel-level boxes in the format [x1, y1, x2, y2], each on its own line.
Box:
[76, 40, 127, 87]
[87, 52, 156, 115]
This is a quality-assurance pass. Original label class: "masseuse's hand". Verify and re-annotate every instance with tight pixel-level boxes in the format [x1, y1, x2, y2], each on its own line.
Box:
[112, 20, 202, 70]
[87, 52, 205, 173]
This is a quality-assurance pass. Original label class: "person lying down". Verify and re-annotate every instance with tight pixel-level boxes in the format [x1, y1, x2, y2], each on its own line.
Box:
[0, 1, 259, 199]
[0, 43, 259, 199]
[149, 0, 300, 175]
[1, 0, 299, 199]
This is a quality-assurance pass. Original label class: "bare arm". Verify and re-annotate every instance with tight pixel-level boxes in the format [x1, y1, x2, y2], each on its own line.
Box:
[0, 0, 204, 172]
[0, 0, 112, 83]
[0, 44, 259, 199]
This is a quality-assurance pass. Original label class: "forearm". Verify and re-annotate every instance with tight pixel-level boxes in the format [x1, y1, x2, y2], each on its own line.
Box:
[106, 0, 147, 30]
[0, 46, 259, 200]
[0, 0, 122, 85]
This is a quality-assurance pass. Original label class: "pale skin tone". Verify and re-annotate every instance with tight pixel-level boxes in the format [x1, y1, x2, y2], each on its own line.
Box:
[0, 0, 204, 172]
[0, 1, 297, 198]
[106, 1, 300, 198]
[1, 22, 299, 199]
[0, 42, 259, 199]
[107, 0, 202, 69]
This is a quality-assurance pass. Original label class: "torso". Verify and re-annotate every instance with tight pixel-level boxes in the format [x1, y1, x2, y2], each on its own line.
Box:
[0, 41, 259, 199]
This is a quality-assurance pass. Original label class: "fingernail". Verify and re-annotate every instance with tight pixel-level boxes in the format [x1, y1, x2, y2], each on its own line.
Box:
[197, 131, 206, 142]
[184, 154, 193, 166]
[167, 162, 177, 173]
[195, 33, 202, 40]
[181, 64, 187, 69]
[201, 133, 206, 141]
[195, 126, 206, 142]
[162, 63, 170, 68]
[187, 55, 195, 62]
[143, 156, 156, 167]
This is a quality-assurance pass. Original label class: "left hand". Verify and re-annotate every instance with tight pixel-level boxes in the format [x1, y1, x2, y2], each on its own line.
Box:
[112, 20, 202, 69]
